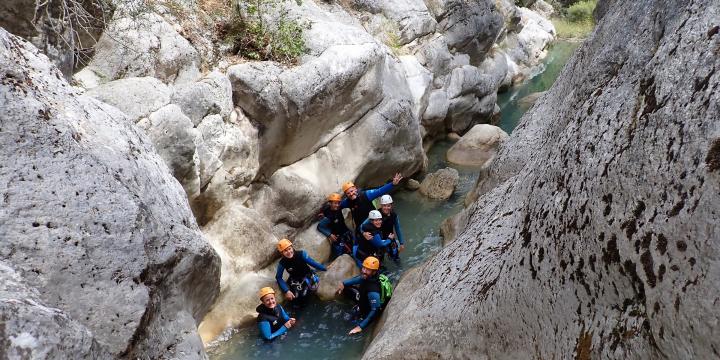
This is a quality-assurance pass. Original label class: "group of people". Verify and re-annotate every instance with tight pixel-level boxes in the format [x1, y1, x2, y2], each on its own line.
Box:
[256, 174, 405, 341]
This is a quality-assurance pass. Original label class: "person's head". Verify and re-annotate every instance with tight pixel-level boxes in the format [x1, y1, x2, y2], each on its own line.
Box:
[327, 193, 342, 211]
[342, 181, 358, 200]
[361, 256, 380, 278]
[277, 238, 294, 259]
[368, 210, 382, 228]
[379, 195, 393, 214]
[259, 287, 277, 308]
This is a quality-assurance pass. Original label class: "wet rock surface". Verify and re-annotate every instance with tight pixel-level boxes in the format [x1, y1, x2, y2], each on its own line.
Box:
[366, 0, 720, 358]
[419, 167, 459, 200]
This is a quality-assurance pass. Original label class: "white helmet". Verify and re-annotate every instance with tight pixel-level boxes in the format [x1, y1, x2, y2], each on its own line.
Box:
[368, 210, 382, 220]
[379, 194, 393, 205]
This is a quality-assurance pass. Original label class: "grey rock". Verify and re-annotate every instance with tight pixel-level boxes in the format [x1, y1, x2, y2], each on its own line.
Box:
[86, 77, 173, 123]
[439, 0, 504, 64]
[406, 178, 421, 190]
[446, 124, 509, 167]
[419, 167, 459, 200]
[317, 255, 359, 301]
[517, 91, 546, 110]
[172, 71, 234, 126]
[0, 29, 219, 358]
[422, 89, 450, 136]
[365, 0, 720, 358]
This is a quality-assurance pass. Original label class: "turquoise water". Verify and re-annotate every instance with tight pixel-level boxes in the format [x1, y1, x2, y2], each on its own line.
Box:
[207, 40, 578, 360]
[497, 40, 580, 134]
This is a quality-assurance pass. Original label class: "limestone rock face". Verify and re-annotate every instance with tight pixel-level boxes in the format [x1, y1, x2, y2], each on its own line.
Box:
[419, 167, 459, 200]
[446, 124, 508, 167]
[365, 1, 720, 359]
[0, 30, 219, 358]
[86, 77, 173, 123]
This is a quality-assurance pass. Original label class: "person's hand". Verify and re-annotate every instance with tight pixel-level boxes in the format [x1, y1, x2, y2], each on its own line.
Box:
[392, 173, 403, 185]
[285, 291, 295, 301]
[363, 232, 372, 240]
[284, 320, 294, 329]
[349, 326, 362, 335]
[329, 234, 338, 242]
[388, 233, 395, 240]
[336, 283, 344, 295]
[289, 318, 297, 326]
[399, 244, 405, 252]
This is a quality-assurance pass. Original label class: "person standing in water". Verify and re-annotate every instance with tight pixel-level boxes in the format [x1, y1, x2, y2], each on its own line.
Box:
[256, 287, 295, 341]
[275, 239, 327, 303]
[317, 193, 354, 257]
[336, 256, 392, 334]
[377, 194, 404, 261]
[341, 173, 403, 232]
[354, 210, 391, 267]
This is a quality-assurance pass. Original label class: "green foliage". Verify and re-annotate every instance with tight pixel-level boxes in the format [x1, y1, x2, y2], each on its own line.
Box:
[552, 0, 597, 39]
[220, 0, 308, 63]
[566, 0, 596, 23]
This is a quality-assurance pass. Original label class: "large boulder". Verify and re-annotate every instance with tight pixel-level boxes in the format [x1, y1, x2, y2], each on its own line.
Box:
[365, 0, 720, 358]
[419, 167, 459, 200]
[0, 29, 219, 358]
[317, 255, 360, 301]
[446, 124, 509, 167]
[85, 77, 173, 123]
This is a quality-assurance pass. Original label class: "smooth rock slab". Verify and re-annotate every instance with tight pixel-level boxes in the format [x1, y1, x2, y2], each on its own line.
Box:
[317, 255, 360, 301]
[446, 124, 508, 167]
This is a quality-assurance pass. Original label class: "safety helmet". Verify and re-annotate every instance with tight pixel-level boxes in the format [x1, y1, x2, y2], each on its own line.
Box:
[362, 256, 380, 270]
[277, 238, 292, 252]
[379, 194, 393, 205]
[327, 193, 342, 202]
[368, 210, 382, 220]
[342, 182, 356, 193]
[259, 287, 275, 300]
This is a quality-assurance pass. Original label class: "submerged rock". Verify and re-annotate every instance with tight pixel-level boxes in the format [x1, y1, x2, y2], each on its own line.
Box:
[365, 0, 720, 358]
[446, 124, 508, 167]
[419, 167, 459, 200]
[0, 29, 219, 358]
[406, 179, 422, 190]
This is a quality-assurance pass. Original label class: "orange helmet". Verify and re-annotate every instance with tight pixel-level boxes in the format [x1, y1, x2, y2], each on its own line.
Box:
[362, 256, 380, 270]
[259, 287, 275, 300]
[327, 193, 342, 202]
[277, 238, 292, 252]
[342, 182, 356, 193]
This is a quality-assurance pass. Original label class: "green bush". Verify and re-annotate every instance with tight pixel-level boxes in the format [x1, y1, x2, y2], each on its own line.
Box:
[566, 0, 596, 23]
[221, 0, 308, 63]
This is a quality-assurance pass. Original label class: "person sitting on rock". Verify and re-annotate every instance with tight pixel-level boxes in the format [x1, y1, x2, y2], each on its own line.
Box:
[341, 173, 403, 233]
[377, 194, 405, 262]
[317, 193, 354, 258]
[256, 287, 295, 341]
[275, 238, 327, 303]
[353, 210, 391, 268]
[336, 256, 392, 335]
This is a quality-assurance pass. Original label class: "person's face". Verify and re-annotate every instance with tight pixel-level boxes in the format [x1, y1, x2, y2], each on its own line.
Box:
[371, 218, 382, 228]
[361, 266, 376, 279]
[345, 187, 358, 200]
[261, 294, 276, 308]
[381, 203, 392, 214]
[329, 200, 340, 211]
[282, 246, 294, 259]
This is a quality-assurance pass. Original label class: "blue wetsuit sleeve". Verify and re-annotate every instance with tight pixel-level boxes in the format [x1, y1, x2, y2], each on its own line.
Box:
[279, 305, 291, 322]
[360, 218, 370, 229]
[365, 182, 394, 201]
[352, 245, 363, 268]
[394, 215, 404, 245]
[371, 233, 391, 248]
[302, 251, 327, 271]
[343, 275, 363, 286]
[340, 198, 349, 209]
[317, 218, 333, 237]
[258, 320, 288, 340]
[276, 263, 289, 293]
[358, 291, 382, 329]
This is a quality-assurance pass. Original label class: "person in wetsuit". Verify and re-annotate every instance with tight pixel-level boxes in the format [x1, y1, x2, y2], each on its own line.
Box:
[336, 256, 388, 334]
[256, 287, 295, 341]
[354, 210, 392, 268]
[275, 239, 327, 302]
[317, 193, 354, 257]
[378, 194, 405, 261]
[340, 173, 403, 232]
